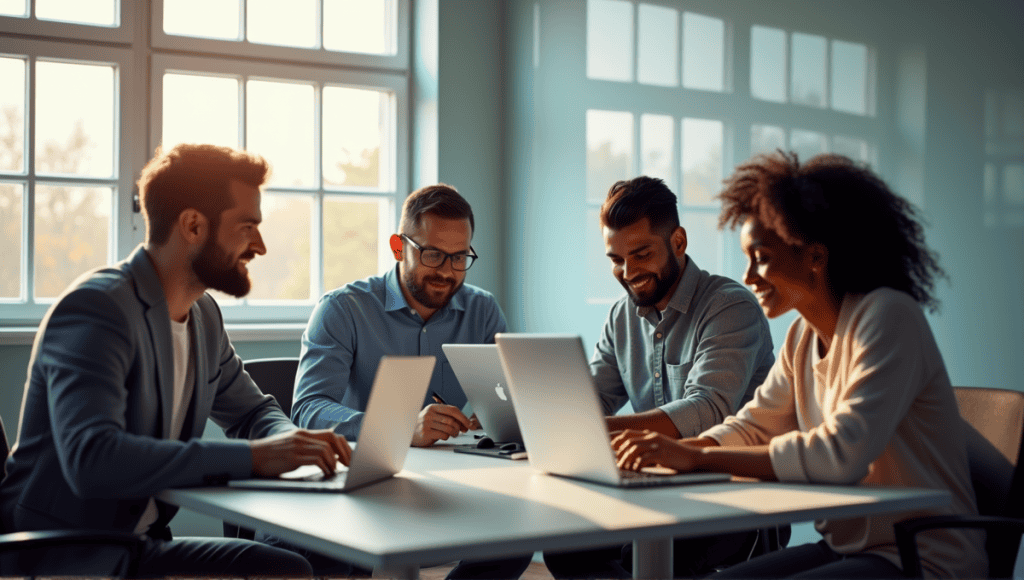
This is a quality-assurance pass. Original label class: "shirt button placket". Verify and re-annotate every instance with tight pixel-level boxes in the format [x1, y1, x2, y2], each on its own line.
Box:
[652, 327, 665, 407]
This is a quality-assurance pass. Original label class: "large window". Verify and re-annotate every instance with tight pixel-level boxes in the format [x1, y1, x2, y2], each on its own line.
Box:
[0, 0, 409, 328]
[582, 0, 880, 303]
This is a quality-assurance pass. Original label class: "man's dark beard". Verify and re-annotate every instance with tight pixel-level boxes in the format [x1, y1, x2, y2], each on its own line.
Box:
[193, 236, 254, 298]
[620, 253, 681, 307]
[404, 272, 463, 310]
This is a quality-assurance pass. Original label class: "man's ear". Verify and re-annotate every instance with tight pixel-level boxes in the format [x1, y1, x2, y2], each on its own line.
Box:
[671, 226, 688, 257]
[389, 234, 403, 262]
[179, 209, 207, 245]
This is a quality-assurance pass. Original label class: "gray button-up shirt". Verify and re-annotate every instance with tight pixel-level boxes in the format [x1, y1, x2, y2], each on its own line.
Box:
[592, 257, 775, 437]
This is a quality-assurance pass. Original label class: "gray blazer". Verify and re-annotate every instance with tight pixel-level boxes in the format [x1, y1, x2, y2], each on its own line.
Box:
[0, 246, 294, 534]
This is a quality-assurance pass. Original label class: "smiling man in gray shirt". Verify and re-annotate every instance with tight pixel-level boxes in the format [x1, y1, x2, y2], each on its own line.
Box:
[544, 176, 778, 579]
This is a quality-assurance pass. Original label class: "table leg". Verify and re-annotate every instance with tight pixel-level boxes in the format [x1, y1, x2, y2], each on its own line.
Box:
[372, 564, 419, 579]
[632, 537, 673, 579]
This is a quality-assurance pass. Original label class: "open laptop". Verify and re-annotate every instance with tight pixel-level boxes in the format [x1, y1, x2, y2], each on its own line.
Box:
[228, 355, 436, 493]
[494, 333, 731, 488]
[442, 343, 523, 444]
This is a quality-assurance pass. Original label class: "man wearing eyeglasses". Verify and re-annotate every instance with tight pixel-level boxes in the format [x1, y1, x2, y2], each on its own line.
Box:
[282, 184, 531, 579]
[292, 183, 497, 448]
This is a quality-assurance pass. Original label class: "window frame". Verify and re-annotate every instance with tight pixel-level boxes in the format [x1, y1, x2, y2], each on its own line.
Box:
[0, 1, 136, 44]
[0, 38, 138, 325]
[150, 53, 409, 324]
[150, 0, 409, 73]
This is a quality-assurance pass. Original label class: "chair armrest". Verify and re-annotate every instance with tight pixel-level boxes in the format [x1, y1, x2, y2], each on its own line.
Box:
[0, 529, 145, 553]
[894, 515, 1024, 577]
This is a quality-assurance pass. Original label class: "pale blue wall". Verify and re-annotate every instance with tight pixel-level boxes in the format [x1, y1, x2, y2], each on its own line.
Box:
[501, 0, 1024, 389]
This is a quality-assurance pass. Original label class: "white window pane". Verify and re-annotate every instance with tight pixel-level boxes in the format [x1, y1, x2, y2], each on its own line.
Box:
[0, 0, 26, 17]
[641, 114, 674, 189]
[791, 33, 826, 107]
[790, 129, 828, 161]
[246, 80, 314, 188]
[323, 86, 387, 189]
[586, 207, 626, 302]
[831, 40, 868, 115]
[752, 124, 786, 155]
[162, 73, 240, 149]
[34, 184, 110, 299]
[37, 0, 116, 26]
[637, 4, 678, 87]
[1006, 165, 1024, 206]
[0, 57, 26, 173]
[984, 162, 998, 207]
[324, 0, 392, 55]
[0, 182, 22, 298]
[323, 196, 384, 291]
[587, 0, 633, 82]
[247, 193, 311, 301]
[680, 212, 719, 273]
[35, 61, 114, 178]
[681, 118, 722, 206]
[683, 12, 724, 92]
[247, 0, 317, 48]
[751, 26, 786, 102]
[586, 110, 633, 204]
[164, 0, 241, 40]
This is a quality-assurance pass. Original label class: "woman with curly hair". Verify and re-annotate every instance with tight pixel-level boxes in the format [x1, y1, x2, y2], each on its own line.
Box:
[612, 151, 985, 578]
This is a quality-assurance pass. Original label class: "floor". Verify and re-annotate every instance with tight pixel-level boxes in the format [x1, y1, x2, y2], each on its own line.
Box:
[418, 560, 555, 580]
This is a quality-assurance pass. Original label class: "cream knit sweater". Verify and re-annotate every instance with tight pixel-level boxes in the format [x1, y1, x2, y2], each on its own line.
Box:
[702, 288, 986, 578]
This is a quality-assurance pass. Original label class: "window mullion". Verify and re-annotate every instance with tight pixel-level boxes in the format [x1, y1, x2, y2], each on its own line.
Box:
[24, 56, 36, 304]
[314, 82, 324, 299]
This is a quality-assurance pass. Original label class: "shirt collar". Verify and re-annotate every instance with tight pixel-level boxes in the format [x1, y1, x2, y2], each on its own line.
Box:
[383, 264, 467, 315]
[634, 255, 701, 319]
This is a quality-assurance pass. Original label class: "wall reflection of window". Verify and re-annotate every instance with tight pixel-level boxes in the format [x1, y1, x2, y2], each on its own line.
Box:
[984, 89, 1024, 228]
[582, 1, 878, 301]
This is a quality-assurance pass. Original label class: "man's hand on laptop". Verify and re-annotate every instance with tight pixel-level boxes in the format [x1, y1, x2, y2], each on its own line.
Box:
[250, 429, 353, 478]
[412, 404, 472, 446]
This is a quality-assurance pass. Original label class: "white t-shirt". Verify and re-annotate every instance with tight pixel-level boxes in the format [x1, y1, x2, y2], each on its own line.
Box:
[135, 315, 195, 534]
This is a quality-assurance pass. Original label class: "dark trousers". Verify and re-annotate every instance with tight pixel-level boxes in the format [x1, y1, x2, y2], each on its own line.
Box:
[257, 531, 533, 579]
[131, 536, 313, 578]
[708, 540, 903, 579]
[1, 535, 311, 577]
[544, 529, 761, 579]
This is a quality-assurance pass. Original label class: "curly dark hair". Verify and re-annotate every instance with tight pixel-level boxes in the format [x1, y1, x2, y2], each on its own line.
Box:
[718, 150, 946, 312]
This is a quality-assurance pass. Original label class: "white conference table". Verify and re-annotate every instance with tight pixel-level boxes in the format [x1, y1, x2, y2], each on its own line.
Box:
[159, 434, 950, 579]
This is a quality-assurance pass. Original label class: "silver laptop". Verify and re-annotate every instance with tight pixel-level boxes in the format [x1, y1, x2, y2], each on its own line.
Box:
[442, 344, 522, 444]
[494, 334, 731, 488]
[228, 355, 436, 492]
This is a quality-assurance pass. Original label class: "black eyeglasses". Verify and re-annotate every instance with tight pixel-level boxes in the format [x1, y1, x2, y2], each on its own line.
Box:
[401, 234, 478, 271]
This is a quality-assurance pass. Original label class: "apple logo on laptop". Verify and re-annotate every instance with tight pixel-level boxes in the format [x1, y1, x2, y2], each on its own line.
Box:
[494, 384, 508, 401]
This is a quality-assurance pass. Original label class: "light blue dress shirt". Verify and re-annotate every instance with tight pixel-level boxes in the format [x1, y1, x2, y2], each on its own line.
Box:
[292, 265, 507, 440]
[591, 257, 775, 437]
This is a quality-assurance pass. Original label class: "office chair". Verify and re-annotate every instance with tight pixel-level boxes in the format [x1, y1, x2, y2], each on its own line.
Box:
[895, 386, 1024, 578]
[0, 415, 145, 576]
[223, 357, 301, 541]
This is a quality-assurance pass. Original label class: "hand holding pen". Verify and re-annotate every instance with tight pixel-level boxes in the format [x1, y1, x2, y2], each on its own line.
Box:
[411, 390, 474, 447]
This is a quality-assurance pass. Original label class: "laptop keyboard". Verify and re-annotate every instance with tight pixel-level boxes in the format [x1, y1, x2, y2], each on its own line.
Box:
[618, 469, 675, 487]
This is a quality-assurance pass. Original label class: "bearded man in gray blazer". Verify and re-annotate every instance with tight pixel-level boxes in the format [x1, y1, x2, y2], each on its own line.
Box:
[0, 144, 351, 577]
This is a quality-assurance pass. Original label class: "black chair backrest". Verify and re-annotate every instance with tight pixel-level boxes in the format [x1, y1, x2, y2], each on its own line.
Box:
[954, 387, 1024, 518]
[243, 358, 300, 417]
